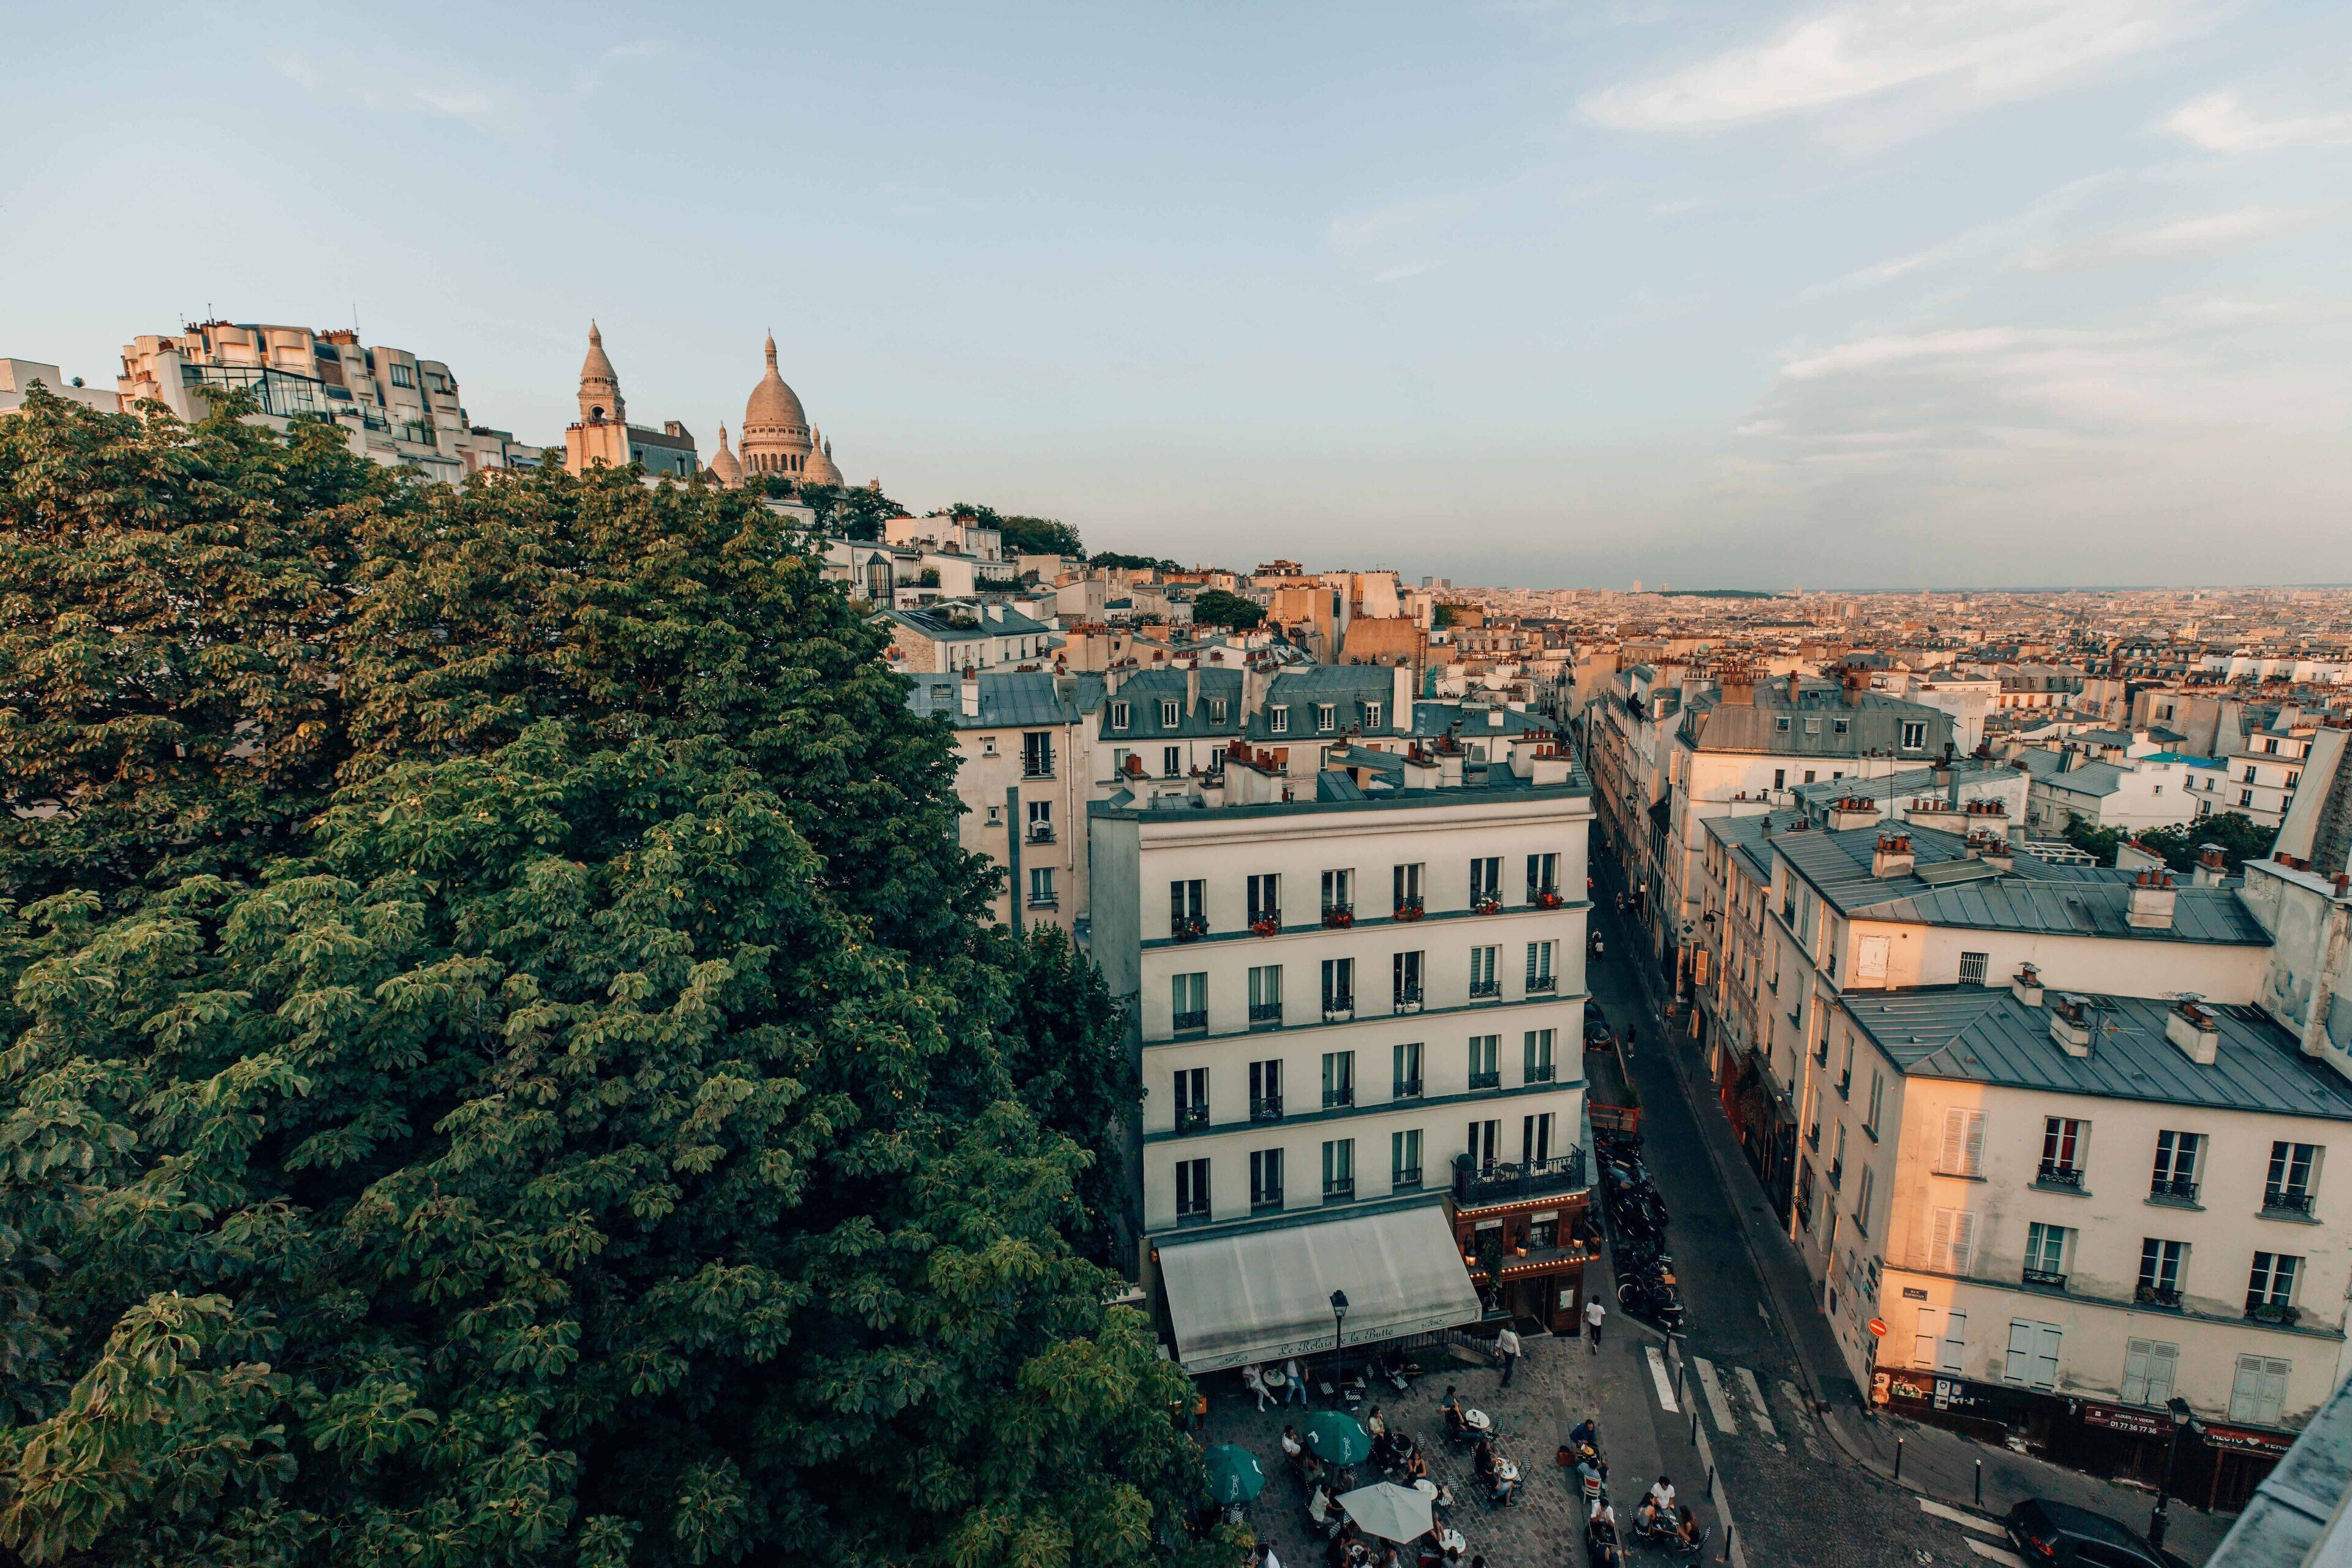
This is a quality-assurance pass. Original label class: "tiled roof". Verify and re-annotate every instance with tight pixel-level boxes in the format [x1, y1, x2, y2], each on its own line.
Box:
[905, 669, 1104, 728]
[1842, 987, 2352, 1121]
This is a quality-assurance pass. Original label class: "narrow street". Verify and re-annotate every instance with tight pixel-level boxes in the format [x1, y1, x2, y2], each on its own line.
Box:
[1577, 827, 2236, 1568]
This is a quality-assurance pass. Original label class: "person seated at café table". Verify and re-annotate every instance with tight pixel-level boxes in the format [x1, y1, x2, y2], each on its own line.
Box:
[1675, 1504, 1701, 1547]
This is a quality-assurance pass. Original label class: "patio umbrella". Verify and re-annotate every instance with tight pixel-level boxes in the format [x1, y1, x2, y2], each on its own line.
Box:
[1302, 1409, 1372, 1466]
[1204, 1444, 1267, 1506]
[1338, 1482, 1435, 1544]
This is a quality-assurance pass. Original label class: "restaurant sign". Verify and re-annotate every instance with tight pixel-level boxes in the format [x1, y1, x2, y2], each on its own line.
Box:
[2203, 1424, 2292, 1458]
[2081, 1403, 2169, 1439]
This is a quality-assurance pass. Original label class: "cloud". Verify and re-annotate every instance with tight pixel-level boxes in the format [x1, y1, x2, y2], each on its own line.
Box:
[1582, 0, 2209, 132]
[2162, 89, 2352, 152]
[273, 51, 505, 127]
[2008, 205, 2334, 270]
[1805, 172, 2117, 296]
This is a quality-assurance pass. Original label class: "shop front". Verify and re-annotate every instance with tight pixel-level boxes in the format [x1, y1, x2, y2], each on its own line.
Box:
[1720, 1046, 1796, 1221]
[1452, 1188, 1596, 1334]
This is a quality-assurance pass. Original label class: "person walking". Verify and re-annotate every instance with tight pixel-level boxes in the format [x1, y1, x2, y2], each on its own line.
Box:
[1495, 1324, 1523, 1389]
[1585, 1295, 1605, 1354]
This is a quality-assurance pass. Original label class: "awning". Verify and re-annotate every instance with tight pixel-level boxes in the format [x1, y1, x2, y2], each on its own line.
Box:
[1157, 1203, 1482, 1374]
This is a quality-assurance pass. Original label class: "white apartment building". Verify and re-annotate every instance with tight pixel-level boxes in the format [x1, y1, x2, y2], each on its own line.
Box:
[118, 320, 540, 480]
[2019, 752, 2209, 834]
[1092, 716, 1594, 1370]
[0, 358, 120, 417]
[2212, 712, 2314, 829]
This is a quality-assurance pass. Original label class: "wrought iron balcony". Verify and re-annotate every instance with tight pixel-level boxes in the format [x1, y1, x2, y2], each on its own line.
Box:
[1805, 1125, 1821, 1152]
[1250, 910, 1282, 937]
[1395, 1076, 1424, 1100]
[2035, 1161, 2084, 1191]
[1393, 984, 1423, 1014]
[1175, 1104, 1210, 1133]
[2022, 1267, 2068, 1292]
[1250, 1095, 1284, 1123]
[2149, 1175, 2200, 1205]
[2246, 1300, 2301, 1325]
[1529, 885, 1566, 910]
[1472, 894, 1503, 916]
[1026, 823, 1056, 843]
[2135, 1283, 2182, 1310]
[1322, 1085, 1355, 1109]
[1527, 1062, 1556, 1083]
[2263, 1189, 2316, 1218]
[1455, 1150, 1588, 1207]
[1322, 997, 1354, 1022]
[1393, 895, 1425, 921]
[1175, 1205, 1212, 1227]
[1321, 903, 1354, 929]
[1248, 1001, 1284, 1027]
[1392, 1166, 1422, 1191]
[1469, 979, 1502, 1000]
[1172, 914, 1209, 943]
[1322, 1177, 1357, 1202]
[1528, 974, 1558, 994]
[1828, 1159, 1844, 1190]
[1251, 1186, 1284, 1213]
[1835, 1071, 1852, 1100]
[1172, 1008, 1208, 1033]
[1468, 1069, 1501, 1090]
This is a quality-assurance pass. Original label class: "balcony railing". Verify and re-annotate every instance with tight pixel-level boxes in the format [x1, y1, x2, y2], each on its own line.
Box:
[1528, 974, 1558, 994]
[2035, 1161, 2084, 1191]
[1805, 1125, 1821, 1152]
[1250, 1095, 1284, 1123]
[1469, 979, 1501, 1000]
[1021, 758, 1054, 780]
[1172, 914, 1209, 943]
[1323, 1178, 1357, 1203]
[1175, 1104, 1210, 1133]
[1392, 1166, 1422, 1191]
[1828, 1159, 1844, 1190]
[1395, 1076, 1423, 1099]
[1321, 903, 1355, 929]
[2149, 1175, 2200, 1204]
[2263, 1189, 2316, 1217]
[1835, 1071, 1852, 1100]
[1172, 1009, 1208, 1033]
[1250, 910, 1282, 937]
[2135, 1283, 2182, 1310]
[2022, 1267, 2068, 1291]
[1251, 1187, 1284, 1213]
[1455, 1149, 1588, 1207]
[1527, 1062, 1556, 1083]
[1530, 885, 1566, 910]
[1175, 1206, 1212, 1228]
[1393, 985, 1423, 1014]
[1322, 997, 1354, 1022]
[1248, 1001, 1284, 1027]
[2246, 1300, 2301, 1325]
[1393, 895, 1425, 922]
[1323, 1086, 1355, 1110]
[1026, 824, 1056, 843]
[1468, 1069, 1501, 1091]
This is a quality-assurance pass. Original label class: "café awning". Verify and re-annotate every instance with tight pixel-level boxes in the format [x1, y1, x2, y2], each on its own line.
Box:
[1157, 1203, 1481, 1374]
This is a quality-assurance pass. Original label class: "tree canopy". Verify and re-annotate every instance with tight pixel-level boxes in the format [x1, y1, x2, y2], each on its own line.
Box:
[1186, 590, 1263, 631]
[946, 504, 1083, 560]
[1089, 552, 1181, 574]
[791, 481, 906, 542]
[2062, 808, 2277, 872]
[0, 389, 1221, 1568]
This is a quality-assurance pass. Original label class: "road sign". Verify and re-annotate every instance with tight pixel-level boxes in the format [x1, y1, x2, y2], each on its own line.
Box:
[1866, 1317, 1889, 1337]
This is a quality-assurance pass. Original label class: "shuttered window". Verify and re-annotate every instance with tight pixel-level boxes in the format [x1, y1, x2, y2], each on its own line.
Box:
[1938, 1109, 1986, 1177]
[2121, 1340, 2178, 1408]
[2230, 1354, 2290, 1426]
[1928, 1207, 1977, 1274]
[2005, 1321, 2061, 1389]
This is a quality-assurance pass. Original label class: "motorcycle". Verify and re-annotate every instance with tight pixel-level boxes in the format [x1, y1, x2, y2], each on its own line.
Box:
[1617, 1275, 1686, 1333]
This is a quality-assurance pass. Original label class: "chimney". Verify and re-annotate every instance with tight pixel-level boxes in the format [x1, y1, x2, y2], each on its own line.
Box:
[1720, 670, 1754, 706]
[2189, 845, 2228, 886]
[1185, 662, 1200, 717]
[1872, 833, 1917, 878]
[2126, 869, 2179, 931]
[959, 667, 980, 718]
[2011, 963, 2043, 1006]
[1977, 835, 2016, 873]
[1827, 796, 1881, 832]
[1785, 671, 1802, 704]
[1841, 666, 1865, 707]
[2048, 995, 2094, 1058]
[1487, 705, 1505, 730]
[2165, 1000, 2220, 1067]
[1104, 663, 1123, 698]
[1393, 660, 1415, 727]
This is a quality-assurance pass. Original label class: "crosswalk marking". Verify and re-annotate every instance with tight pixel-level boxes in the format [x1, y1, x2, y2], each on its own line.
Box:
[1646, 1344, 1681, 1414]
[1692, 1356, 1738, 1434]
[1964, 1539, 2027, 1568]
[1920, 1499, 2004, 1537]
[1732, 1365, 1781, 1445]
[1777, 1379, 1830, 1461]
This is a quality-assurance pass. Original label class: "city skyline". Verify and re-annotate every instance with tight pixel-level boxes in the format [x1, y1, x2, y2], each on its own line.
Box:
[8, 1, 2351, 587]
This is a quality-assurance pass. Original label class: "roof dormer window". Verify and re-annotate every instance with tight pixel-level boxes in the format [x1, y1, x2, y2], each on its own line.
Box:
[1365, 702, 1383, 729]
[1316, 704, 1336, 732]
[1270, 706, 1290, 735]
[1161, 699, 1180, 727]
[1111, 701, 1131, 729]
[1211, 698, 1229, 724]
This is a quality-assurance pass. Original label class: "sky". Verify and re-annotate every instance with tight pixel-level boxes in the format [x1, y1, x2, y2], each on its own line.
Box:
[7, 1, 2351, 589]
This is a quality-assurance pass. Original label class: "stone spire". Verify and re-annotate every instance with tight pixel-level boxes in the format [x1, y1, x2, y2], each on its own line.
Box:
[577, 320, 624, 426]
[709, 421, 743, 488]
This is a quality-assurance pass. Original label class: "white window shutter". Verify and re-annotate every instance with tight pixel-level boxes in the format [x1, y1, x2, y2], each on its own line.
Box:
[2006, 1321, 2034, 1384]
[2149, 1342, 2177, 1405]
[1940, 1312, 1968, 1374]
[2122, 1340, 2151, 1405]
[1930, 1208, 1954, 1270]
[1940, 1110, 1964, 1174]
[1951, 1211, 1978, 1274]
[1964, 1112, 1985, 1176]
[1912, 1308, 1938, 1369]
[2034, 1325, 2062, 1389]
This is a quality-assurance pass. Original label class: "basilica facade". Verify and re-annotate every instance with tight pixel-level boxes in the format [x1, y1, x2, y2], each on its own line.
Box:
[564, 323, 845, 492]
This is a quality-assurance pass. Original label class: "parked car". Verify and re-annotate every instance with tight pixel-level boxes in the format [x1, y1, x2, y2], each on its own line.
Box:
[1583, 1012, 1614, 1047]
[2003, 1499, 2186, 1568]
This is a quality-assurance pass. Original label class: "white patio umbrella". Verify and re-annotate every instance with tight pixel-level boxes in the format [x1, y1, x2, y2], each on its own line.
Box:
[1337, 1482, 1435, 1544]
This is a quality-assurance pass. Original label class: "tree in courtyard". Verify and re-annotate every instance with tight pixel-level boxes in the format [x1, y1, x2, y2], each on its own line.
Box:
[1187, 590, 1264, 631]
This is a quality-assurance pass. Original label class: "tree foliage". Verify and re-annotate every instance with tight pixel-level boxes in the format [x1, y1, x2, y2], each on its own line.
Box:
[1089, 552, 1180, 574]
[2064, 808, 2278, 872]
[946, 504, 1083, 561]
[1186, 590, 1262, 631]
[0, 388, 1221, 1568]
[793, 482, 906, 542]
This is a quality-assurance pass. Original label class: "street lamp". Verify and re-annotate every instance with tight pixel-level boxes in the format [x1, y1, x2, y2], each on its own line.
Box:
[1330, 1289, 1349, 1356]
[2150, 1395, 2194, 1550]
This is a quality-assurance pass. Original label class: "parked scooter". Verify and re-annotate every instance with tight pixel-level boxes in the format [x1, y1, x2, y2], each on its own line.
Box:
[1616, 1275, 1687, 1333]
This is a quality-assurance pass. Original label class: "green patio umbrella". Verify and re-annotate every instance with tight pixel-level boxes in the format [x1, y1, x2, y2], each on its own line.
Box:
[1302, 1409, 1372, 1466]
[1204, 1444, 1267, 1506]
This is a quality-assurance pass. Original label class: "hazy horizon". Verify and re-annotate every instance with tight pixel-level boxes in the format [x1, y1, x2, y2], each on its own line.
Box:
[9, 1, 2350, 589]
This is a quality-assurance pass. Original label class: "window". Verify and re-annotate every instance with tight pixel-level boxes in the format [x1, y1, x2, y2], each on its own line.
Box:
[1468, 1034, 1500, 1089]
[1393, 1041, 1423, 1098]
[1321, 1050, 1355, 1108]
[1022, 731, 1054, 777]
[2004, 1321, 2062, 1389]
[1912, 1307, 1968, 1373]
[1804, 717, 1821, 734]
[1111, 701, 1131, 729]
[2230, 1354, 2290, 1426]
[1171, 972, 1207, 1031]
[2241, 789, 2255, 807]
[1527, 851, 1559, 898]
[1175, 1158, 1210, 1219]
[1523, 1028, 1556, 1083]
[2248, 1252, 2302, 1315]
[1027, 798, 1054, 842]
[1804, 770, 1816, 784]
[1392, 950, 1423, 1008]
[2151, 1131, 2202, 1201]
[1248, 873, 1280, 924]
[1248, 1059, 1282, 1120]
[1159, 745, 1180, 777]
[1028, 865, 1057, 906]
[1901, 721, 1927, 750]
[1315, 703, 1336, 732]
[1773, 768, 1786, 790]
[1211, 698, 1228, 724]
[1321, 868, 1353, 915]
[2267, 1142, 2319, 1212]
[1525, 941, 1556, 992]
[2024, 1223, 2070, 1286]
[1160, 699, 1180, 727]
[2121, 1340, 2179, 1408]
[1467, 1118, 1500, 1171]
[1469, 856, 1502, 907]
[388, 363, 415, 388]
[1469, 945, 1499, 998]
[1392, 1129, 1423, 1189]
[1269, 706, 1289, 734]
[1248, 963, 1283, 1023]
[1958, 951, 1989, 986]
[2138, 1238, 2187, 1305]
[981, 735, 998, 756]
[1775, 717, 1790, 733]
[1364, 701, 1382, 729]
[1322, 1138, 1355, 1200]
[1855, 1166, 1875, 1235]
[1321, 957, 1354, 1015]
[1170, 878, 1205, 931]
[1928, 1207, 1977, 1273]
[1522, 1110, 1555, 1164]
[2040, 1117, 2087, 1185]
[1250, 1149, 1284, 1210]
[1865, 1070, 1884, 1136]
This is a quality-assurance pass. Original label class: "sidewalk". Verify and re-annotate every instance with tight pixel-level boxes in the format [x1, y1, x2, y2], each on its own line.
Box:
[1587, 839, 2239, 1564]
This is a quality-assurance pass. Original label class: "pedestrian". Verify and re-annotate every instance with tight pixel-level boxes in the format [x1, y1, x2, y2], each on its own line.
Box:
[1286, 1355, 1309, 1406]
[1585, 1295, 1605, 1354]
[1495, 1323, 1522, 1389]
[1191, 1388, 1209, 1431]
[1262, 1544, 1285, 1568]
